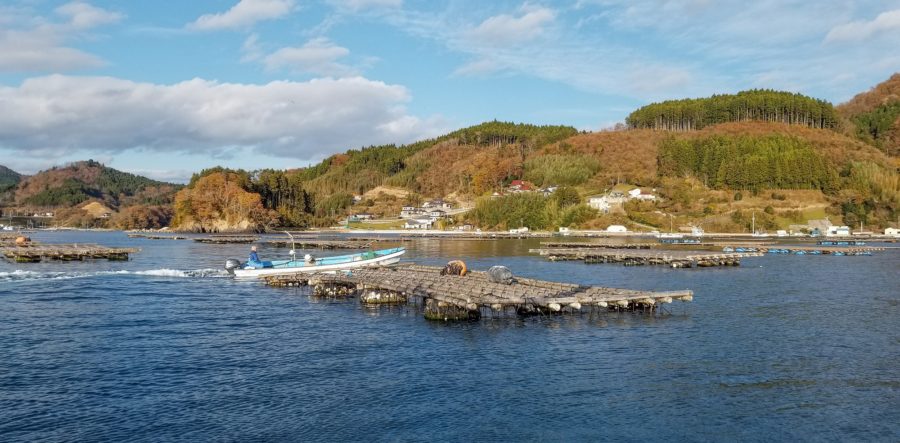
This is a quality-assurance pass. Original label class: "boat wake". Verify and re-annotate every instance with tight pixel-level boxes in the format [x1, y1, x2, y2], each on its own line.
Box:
[0, 268, 231, 282]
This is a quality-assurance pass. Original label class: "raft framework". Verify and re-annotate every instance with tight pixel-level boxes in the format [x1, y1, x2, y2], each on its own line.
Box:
[530, 247, 763, 268]
[263, 265, 693, 321]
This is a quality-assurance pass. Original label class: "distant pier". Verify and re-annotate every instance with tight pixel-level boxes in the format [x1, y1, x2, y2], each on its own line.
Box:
[263, 264, 693, 320]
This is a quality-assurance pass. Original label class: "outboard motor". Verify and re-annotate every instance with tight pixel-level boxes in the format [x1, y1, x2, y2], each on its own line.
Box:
[224, 258, 242, 274]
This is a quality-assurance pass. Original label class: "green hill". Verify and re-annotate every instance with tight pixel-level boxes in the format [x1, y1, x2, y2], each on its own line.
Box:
[626, 89, 839, 131]
[0, 165, 22, 189]
[15, 160, 180, 209]
[837, 73, 900, 156]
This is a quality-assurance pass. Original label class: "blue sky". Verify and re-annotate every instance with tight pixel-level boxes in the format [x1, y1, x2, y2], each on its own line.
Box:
[0, 0, 898, 182]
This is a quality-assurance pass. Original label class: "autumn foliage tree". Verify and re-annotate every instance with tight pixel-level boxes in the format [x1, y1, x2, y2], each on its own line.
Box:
[172, 172, 276, 232]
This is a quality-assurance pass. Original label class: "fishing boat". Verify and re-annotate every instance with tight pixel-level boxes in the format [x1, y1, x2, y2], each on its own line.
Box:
[226, 247, 406, 279]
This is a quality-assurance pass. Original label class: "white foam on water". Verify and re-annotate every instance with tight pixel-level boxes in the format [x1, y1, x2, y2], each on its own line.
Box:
[129, 269, 231, 278]
[0, 268, 231, 282]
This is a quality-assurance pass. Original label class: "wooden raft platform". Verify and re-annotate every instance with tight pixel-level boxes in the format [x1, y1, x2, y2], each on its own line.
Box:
[720, 244, 885, 255]
[128, 233, 187, 240]
[194, 236, 259, 244]
[263, 264, 693, 321]
[398, 232, 552, 240]
[530, 247, 763, 268]
[266, 239, 372, 249]
[1, 244, 139, 262]
[541, 241, 656, 249]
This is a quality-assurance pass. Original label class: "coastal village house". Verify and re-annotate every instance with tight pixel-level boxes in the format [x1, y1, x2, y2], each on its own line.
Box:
[825, 225, 851, 237]
[507, 180, 534, 193]
[628, 188, 657, 201]
[404, 218, 433, 229]
[587, 192, 627, 213]
[422, 199, 452, 211]
[885, 227, 900, 237]
[588, 187, 657, 213]
[400, 199, 452, 219]
[427, 209, 447, 221]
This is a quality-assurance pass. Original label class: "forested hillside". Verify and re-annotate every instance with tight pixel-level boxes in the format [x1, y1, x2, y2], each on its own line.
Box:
[172, 122, 579, 230]
[15, 160, 177, 208]
[0, 165, 22, 189]
[657, 134, 841, 191]
[837, 74, 900, 156]
[6, 161, 180, 228]
[626, 90, 838, 131]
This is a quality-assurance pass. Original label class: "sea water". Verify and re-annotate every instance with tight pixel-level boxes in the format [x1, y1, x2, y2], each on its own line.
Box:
[1, 231, 898, 441]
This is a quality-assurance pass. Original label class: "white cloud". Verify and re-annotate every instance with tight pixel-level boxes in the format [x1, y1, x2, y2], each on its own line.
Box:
[0, 75, 443, 161]
[0, 33, 105, 72]
[240, 33, 263, 62]
[119, 168, 195, 184]
[0, 2, 122, 73]
[467, 5, 556, 46]
[263, 38, 355, 76]
[327, 0, 402, 12]
[453, 58, 503, 76]
[825, 9, 900, 43]
[189, 0, 294, 31]
[55, 1, 124, 29]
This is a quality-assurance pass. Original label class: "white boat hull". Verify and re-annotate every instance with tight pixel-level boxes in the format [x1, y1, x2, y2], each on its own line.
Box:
[232, 249, 405, 279]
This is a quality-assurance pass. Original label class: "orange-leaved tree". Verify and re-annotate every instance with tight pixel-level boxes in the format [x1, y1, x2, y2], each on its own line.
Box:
[172, 172, 276, 232]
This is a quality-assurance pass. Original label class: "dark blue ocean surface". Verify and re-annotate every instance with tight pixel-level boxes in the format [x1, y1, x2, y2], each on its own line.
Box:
[1, 231, 898, 441]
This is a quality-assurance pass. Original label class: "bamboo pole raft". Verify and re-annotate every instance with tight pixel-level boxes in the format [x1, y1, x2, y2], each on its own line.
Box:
[397, 232, 552, 240]
[718, 244, 885, 255]
[127, 233, 187, 240]
[1, 244, 139, 262]
[266, 239, 373, 249]
[541, 241, 657, 249]
[263, 264, 693, 321]
[530, 247, 763, 268]
[194, 236, 259, 244]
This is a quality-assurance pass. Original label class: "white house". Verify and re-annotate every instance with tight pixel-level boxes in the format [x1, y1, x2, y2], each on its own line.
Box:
[400, 206, 424, 218]
[404, 218, 433, 229]
[628, 188, 657, 201]
[427, 209, 447, 221]
[588, 195, 611, 213]
[826, 225, 851, 237]
[606, 225, 627, 233]
[423, 199, 452, 210]
[885, 227, 900, 237]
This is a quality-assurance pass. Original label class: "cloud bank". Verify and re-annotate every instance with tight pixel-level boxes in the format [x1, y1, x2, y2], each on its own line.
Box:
[0, 75, 442, 160]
